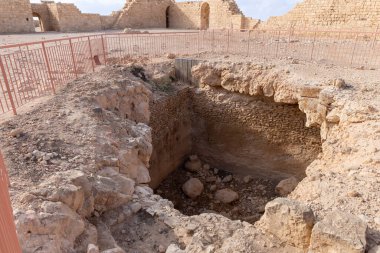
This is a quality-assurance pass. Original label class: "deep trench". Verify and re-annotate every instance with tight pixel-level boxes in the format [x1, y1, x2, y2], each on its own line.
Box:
[149, 86, 322, 223]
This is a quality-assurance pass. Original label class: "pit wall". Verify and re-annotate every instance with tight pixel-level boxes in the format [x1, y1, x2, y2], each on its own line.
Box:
[149, 88, 193, 189]
[0, 0, 34, 33]
[259, 0, 380, 30]
[191, 89, 321, 179]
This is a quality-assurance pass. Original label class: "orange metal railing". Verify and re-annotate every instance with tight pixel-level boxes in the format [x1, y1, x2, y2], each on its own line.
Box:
[0, 29, 379, 117]
[0, 152, 22, 253]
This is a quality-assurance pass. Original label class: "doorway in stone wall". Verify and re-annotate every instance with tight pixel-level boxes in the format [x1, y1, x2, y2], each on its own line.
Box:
[166, 7, 170, 28]
[32, 13, 44, 32]
[200, 2, 210, 30]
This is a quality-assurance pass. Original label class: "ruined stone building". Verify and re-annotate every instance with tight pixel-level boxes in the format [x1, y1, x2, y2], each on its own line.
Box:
[0, 0, 259, 33]
[260, 0, 380, 30]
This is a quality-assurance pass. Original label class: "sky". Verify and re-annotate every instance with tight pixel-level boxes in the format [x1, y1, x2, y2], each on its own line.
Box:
[29, 0, 302, 20]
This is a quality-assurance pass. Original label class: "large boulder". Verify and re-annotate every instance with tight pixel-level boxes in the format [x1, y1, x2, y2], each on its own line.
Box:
[309, 211, 367, 253]
[258, 198, 315, 249]
[182, 178, 204, 199]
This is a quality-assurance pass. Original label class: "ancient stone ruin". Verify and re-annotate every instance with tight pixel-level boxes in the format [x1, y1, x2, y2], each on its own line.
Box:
[0, 0, 380, 253]
[0, 0, 259, 33]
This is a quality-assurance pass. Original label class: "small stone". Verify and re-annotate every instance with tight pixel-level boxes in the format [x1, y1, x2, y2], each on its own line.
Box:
[185, 156, 202, 172]
[158, 245, 166, 253]
[166, 53, 176, 59]
[10, 129, 23, 138]
[182, 178, 204, 199]
[347, 190, 361, 197]
[206, 176, 217, 183]
[213, 168, 219, 174]
[243, 175, 253, 183]
[87, 244, 99, 253]
[374, 217, 380, 225]
[275, 177, 299, 196]
[130, 202, 142, 213]
[203, 164, 210, 170]
[333, 78, 346, 89]
[209, 185, 217, 191]
[222, 175, 233, 183]
[214, 189, 239, 204]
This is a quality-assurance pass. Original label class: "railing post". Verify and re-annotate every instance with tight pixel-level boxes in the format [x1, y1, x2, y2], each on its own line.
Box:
[197, 31, 200, 57]
[0, 57, 17, 115]
[310, 31, 317, 60]
[101, 35, 107, 65]
[41, 42, 56, 94]
[227, 29, 230, 54]
[350, 34, 359, 66]
[275, 30, 281, 58]
[0, 151, 22, 253]
[247, 30, 251, 57]
[69, 39, 78, 78]
[87, 36, 95, 72]
[212, 29, 215, 53]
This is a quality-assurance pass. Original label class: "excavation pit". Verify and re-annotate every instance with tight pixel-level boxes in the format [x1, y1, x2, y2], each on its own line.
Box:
[149, 77, 322, 223]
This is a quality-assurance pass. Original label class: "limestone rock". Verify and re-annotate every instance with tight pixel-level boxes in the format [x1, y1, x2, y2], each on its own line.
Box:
[182, 178, 204, 199]
[166, 53, 176, 59]
[333, 78, 346, 89]
[258, 198, 315, 249]
[166, 244, 185, 253]
[275, 177, 299, 196]
[185, 156, 202, 172]
[214, 189, 239, 204]
[93, 171, 135, 212]
[309, 211, 367, 253]
[88, 244, 100, 253]
[369, 245, 380, 253]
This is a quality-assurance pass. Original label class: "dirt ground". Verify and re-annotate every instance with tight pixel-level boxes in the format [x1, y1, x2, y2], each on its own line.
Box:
[0, 29, 196, 46]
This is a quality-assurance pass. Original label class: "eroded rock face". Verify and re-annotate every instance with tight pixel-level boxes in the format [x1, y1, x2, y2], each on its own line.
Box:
[257, 198, 315, 249]
[309, 211, 368, 253]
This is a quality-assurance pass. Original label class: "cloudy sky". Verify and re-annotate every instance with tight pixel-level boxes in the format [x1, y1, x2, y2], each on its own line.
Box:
[29, 0, 302, 20]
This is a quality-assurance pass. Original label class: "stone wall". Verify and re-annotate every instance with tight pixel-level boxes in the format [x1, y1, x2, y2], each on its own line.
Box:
[114, 0, 172, 29]
[168, 2, 203, 29]
[0, 0, 34, 33]
[149, 88, 193, 189]
[260, 0, 380, 30]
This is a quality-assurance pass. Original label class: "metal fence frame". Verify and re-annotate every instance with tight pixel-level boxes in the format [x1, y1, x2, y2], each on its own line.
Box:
[0, 29, 379, 116]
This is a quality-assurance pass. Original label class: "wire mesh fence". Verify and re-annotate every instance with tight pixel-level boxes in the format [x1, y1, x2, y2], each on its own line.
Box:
[0, 29, 379, 116]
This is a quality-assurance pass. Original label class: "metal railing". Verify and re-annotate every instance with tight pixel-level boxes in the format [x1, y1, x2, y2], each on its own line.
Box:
[0, 29, 379, 116]
[0, 151, 22, 252]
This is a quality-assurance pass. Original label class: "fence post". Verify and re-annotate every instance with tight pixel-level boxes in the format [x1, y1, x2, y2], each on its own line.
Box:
[350, 34, 359, 66]
[101, 35, 107, 65]
[41, 42, 56, 95]
[87, 36, 95, 72]
[247, 30, 251, 57]
[310, 31, 317, 60]
[212, 29, 215, 53]
[0, 151, 22, 253]
[0, 57, 17, 115]
[197, 31, 200, 57]
[275, 30, 281, 58]
[69, 39, 78, 78]
[227, 29, 230, 54]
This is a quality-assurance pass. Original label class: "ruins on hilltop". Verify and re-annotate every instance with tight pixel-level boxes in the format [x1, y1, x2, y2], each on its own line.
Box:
[260, 0, 380, 30]
[0, 0, 259, 33]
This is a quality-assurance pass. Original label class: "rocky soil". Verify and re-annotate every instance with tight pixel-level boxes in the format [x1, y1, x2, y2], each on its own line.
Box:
[0, 55, 379, 253]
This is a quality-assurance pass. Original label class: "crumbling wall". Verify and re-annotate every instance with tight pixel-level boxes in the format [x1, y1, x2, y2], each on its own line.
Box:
[149, 88, 192, 188]
[260, 0, 380, 30]
[31, 3, 60, 31]
[0, 0, 34, 33]
[191, 89, 321, 179]
[207, 0, 244, 29]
